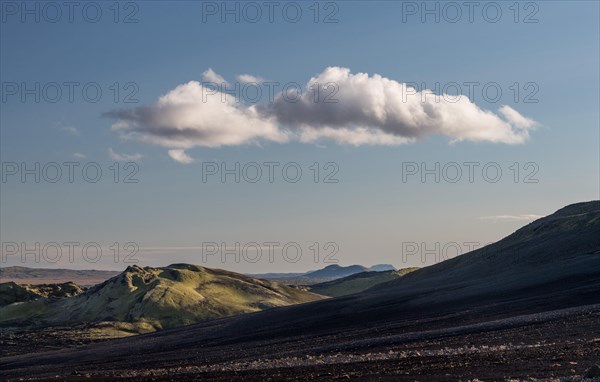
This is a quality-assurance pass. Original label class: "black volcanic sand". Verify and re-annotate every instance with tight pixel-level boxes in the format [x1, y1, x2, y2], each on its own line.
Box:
[2, 304, 599, 381]
[1, 327, 120, 358]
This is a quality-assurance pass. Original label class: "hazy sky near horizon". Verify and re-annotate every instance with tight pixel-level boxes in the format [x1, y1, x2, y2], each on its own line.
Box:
[1, 1, 598, 272]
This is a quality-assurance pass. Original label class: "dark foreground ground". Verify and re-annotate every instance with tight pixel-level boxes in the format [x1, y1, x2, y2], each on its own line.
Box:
[2, 303, 599, 381]
[1, 326, 128, 358]
[2, 202, 598, 380]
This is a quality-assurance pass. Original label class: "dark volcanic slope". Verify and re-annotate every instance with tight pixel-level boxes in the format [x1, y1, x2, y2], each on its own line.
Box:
[2, 201, 599, 380]
[309, 268, 419, 297]
[367, 200, 600, 303]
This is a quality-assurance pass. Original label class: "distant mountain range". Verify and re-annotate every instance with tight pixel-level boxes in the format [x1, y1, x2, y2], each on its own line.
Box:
[1, 264, 397, 287]
[250, 264, 397, 285]
[0, 266, 118, 287]
[0, 264, 323, 334]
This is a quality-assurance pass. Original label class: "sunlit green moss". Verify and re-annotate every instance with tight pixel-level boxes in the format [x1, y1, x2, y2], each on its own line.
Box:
[0, 264, 324, 333]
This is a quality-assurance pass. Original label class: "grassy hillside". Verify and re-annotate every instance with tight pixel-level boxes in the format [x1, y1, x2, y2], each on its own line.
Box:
[309, 268, 419, 297]
[0, 282, 83, 307]
[0, 264, 324, 333]
[0, 282, 41, 307]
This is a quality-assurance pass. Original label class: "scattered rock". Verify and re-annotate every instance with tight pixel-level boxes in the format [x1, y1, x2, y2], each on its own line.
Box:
[584, 364, 600, 378]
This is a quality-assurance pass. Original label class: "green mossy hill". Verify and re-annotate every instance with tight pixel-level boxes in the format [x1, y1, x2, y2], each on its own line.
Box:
[0, 282, 42, 307]
[0, 281, 83, 307]
[0, 264, 324, 332]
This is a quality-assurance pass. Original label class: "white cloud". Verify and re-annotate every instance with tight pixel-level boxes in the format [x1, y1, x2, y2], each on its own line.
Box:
[237, 74, 263, 83]
[61, 126, 79, 135]
[73, 152, 86, 159]
[298, 126, 412, 146]
[498, 105, 537, 129]
[266, 67, 536, 145]
[107, 67, 538, 161]
[202, 68, 228, 85]
[480, 214, 543, 222]
[108, 148, 142, 161]
[107, 80, 289, 148]
[168, 149, 195, 164]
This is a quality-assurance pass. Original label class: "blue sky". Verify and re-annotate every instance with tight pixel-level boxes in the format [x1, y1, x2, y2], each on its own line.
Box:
[1, 1, 598, 272]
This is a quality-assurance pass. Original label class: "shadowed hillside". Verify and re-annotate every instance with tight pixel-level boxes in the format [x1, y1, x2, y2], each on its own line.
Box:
[367, 200, 600, 304]
[252, 264, 398, 285]
[309, 268, 419, 297]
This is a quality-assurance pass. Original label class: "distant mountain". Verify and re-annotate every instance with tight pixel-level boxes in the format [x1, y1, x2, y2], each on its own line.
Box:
[309, 267, 419, 297]
[368, 264, 396, 272]
[251, 263, 398, 285]
[0, 266, 118, 287]
[0, 281, 83, 307]
[0, 264, 324, 333]
[247, 272, 305, 279]
[304, 264, 368, 279]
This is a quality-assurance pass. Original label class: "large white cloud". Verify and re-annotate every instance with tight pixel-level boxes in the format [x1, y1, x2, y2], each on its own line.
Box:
[108, 67, 537, 161]
[108, 80, 289, 149]
[266, 67, 535, 145]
